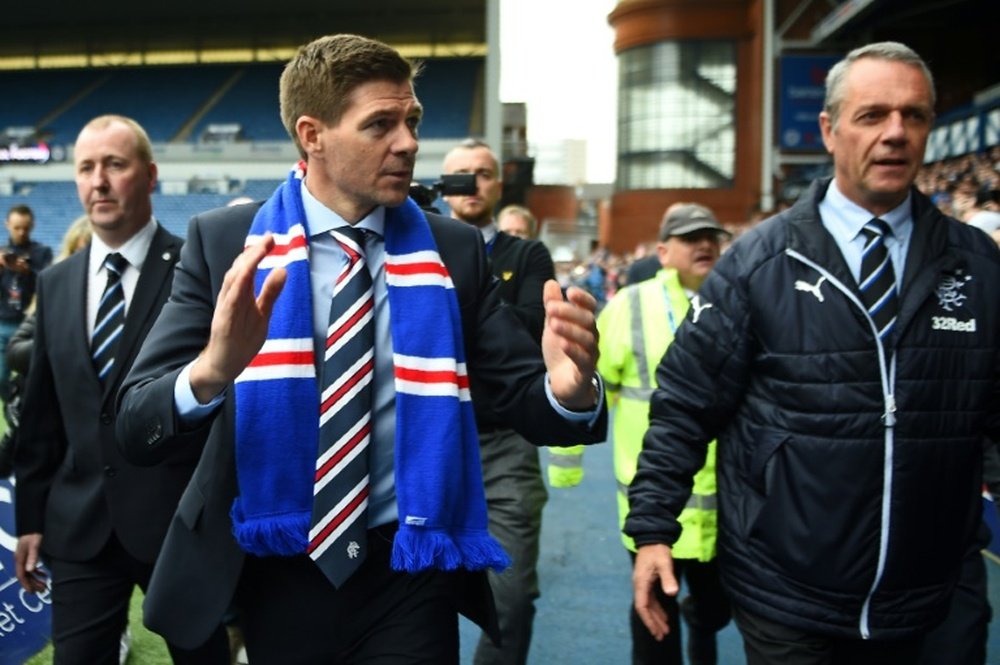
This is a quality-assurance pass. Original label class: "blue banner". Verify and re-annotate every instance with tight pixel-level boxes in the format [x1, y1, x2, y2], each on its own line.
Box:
[779, 54, 840, 151]
[0, 478, 52, 664]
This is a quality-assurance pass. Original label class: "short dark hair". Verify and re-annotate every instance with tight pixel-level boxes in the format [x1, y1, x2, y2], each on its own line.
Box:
[6, 204, 33, 224]
[280, 34, 421, 159]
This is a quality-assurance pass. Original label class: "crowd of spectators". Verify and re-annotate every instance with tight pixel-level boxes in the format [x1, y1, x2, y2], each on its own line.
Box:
[916, 145, 1000, 222]
[563, 146, 1000, 309]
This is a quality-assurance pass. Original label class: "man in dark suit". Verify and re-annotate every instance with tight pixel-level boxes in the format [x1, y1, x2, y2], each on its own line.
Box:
[13, 115, 229, 664]
[442, 138, 556, 665]
[115, 34, 605, 665]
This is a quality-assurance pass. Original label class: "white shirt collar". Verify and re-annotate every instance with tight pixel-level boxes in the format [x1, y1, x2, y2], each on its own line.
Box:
[89, 217, 156, 276]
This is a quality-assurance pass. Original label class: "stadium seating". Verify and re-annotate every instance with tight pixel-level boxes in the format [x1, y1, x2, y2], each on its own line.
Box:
[2, 57, 481, 147]
[0, 179, 282, 250]
[0, 69, 102, 139]
[188, 64, 288, 142]
[0, 56, 482, 248]
[414, 58, 480, 138]
[34, 66, 233, 145]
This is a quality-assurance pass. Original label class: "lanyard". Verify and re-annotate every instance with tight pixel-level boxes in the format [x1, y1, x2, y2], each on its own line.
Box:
[662, 284, 679, 335]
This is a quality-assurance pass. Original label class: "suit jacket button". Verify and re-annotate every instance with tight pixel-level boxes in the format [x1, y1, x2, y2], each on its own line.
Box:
[101, 413, 113, 425]
[146, 423, 163, 445]
[104, 465, 117, 478]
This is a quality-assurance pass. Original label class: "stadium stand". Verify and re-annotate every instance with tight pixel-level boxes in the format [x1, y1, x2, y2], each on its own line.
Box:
[1, 57, 481, 148]
[0, 180, 283, 250]
[412, 58, 481, 138]
[188, 64, 288, 142]
[0, 69, 102, 138]
[39, 66, 235, 145]
[0, 55, 483, 252]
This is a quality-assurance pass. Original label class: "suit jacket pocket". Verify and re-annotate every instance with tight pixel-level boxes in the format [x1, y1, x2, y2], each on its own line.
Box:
[177, 482, 206, 531]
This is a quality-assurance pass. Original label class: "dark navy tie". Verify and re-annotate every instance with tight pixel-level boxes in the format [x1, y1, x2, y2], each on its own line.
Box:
[858, 218, 898, 341]
[91, 252, 128, 383]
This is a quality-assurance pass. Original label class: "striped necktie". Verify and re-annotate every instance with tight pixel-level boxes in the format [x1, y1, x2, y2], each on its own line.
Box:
[858, 218, 898, 341]
[307, 226, 375, 587]
[91, 252, 128, 383]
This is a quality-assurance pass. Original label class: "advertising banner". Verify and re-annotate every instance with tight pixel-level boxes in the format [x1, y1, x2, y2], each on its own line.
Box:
[779, 54, 840, 151]
[0, 478, 51, 664]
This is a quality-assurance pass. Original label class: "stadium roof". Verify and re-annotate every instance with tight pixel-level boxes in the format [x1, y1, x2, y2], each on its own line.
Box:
[1, 0, 487, 68]
[808, 0, 998, 113]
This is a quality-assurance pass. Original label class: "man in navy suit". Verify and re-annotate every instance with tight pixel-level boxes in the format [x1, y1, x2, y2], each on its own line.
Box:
[116, 34, 605, 665]
[13, 115, 229, 664]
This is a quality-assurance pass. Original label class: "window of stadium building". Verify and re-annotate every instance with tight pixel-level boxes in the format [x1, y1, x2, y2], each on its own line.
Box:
[617, 40, 736, 190]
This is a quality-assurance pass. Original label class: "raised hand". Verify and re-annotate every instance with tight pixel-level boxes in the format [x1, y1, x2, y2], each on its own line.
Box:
[541, 280, 599, 410]
[189, 234, 287, 403]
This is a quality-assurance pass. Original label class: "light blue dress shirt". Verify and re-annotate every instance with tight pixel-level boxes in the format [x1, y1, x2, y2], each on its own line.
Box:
[817, 179, 913, 284]
[176, 181, 601, 529]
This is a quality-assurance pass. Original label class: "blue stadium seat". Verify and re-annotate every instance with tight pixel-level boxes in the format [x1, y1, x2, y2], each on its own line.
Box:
[3, 58, 479, 148]
[190, 65, 287, 142]
[0, 69, 103, 139]
[414, 58, 481, 138]
[0, 180, 283, 250]
[42, 65, 236, 144]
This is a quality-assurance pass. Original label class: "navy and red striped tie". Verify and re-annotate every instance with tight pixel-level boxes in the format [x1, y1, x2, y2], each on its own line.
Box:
[308, 226, 375, 587]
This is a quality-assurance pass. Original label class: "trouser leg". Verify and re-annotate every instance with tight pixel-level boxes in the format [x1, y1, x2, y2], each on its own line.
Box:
[678, 558, 731, 665]
[474, 429, 547, 665]
[48, 550, 132, 665]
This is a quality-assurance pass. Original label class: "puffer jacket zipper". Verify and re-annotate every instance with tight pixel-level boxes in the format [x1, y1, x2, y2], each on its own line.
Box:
[786, 248, 897, 639]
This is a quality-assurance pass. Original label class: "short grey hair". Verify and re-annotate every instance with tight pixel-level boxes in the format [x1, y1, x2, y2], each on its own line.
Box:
[443, 137, 499, 175]
[823, 41, 936, 129]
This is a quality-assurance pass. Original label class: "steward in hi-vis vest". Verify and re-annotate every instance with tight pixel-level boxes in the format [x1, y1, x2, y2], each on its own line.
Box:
[598, 203, 732, 665]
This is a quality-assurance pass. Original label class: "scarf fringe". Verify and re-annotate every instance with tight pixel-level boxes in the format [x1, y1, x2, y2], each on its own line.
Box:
[390, 526, 512, 573]
[230, 500, 310, 556]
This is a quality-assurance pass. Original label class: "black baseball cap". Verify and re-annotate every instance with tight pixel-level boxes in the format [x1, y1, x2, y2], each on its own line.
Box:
[659, 203, 732, 241]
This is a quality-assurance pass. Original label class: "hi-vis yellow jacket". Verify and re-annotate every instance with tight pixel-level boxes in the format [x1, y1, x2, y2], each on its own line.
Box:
[596, 268, 718, 559]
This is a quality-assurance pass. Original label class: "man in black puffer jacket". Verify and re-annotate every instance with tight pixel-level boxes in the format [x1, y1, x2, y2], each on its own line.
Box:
[626, 41, 1000, 665]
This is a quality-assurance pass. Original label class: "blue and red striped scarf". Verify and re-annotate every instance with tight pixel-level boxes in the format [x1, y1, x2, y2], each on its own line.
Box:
[230, 167, 509, 574]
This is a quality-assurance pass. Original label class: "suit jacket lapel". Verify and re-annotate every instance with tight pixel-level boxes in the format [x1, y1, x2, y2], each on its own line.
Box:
[102, 224, 181, 395]
[62, 247, 100, 387]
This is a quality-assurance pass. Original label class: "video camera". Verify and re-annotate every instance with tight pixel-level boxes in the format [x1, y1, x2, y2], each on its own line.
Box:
[409, 173, 477, 213]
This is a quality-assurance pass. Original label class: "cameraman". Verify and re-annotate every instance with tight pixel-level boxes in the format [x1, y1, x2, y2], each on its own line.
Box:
[0, 205, 52, 402]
